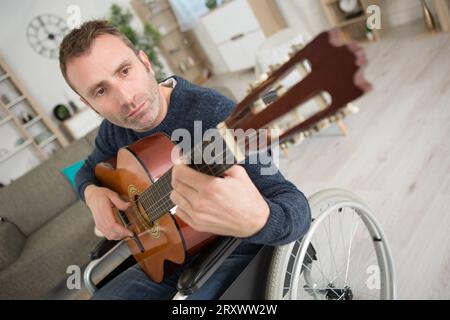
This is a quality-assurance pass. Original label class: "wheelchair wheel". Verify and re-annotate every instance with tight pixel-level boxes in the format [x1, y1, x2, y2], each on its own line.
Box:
[266, 188, 396, 300]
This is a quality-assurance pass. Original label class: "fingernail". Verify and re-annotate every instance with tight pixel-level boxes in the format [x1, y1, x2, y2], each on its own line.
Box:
[174, 157, 183, 165]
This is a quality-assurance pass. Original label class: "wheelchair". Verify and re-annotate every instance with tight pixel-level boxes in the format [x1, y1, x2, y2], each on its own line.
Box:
[84, 188, 396, 300]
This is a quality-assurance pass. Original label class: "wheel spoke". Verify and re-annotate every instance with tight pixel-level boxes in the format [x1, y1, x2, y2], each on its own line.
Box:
[268, 191, 395, 301]
[324, 208, 344, 283]
[344, 218, 360, 285]
[299, 261, 342, 299]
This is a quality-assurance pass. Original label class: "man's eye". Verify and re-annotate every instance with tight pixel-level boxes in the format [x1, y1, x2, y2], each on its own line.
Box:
[122, 67, 130, 75]
[96, 88, 105, 96]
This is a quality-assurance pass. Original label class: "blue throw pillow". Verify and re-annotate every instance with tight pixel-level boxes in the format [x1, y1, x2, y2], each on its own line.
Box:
[61, 160, 85, 192]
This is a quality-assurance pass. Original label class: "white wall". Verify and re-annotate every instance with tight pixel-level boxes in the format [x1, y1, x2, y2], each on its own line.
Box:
[275, 0, 329, 39]
[0, 0, 173, 184]
[0, 0, 152, 120]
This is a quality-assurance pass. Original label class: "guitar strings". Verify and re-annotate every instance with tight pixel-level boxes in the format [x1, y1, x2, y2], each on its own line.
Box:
[138, 129, 270, 222]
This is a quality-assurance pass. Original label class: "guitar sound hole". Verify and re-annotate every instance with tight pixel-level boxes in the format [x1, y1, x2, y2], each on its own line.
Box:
[134, 194, 154, 229]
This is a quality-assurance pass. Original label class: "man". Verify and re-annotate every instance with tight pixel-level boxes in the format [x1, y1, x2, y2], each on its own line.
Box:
[59, 20, 311, 300]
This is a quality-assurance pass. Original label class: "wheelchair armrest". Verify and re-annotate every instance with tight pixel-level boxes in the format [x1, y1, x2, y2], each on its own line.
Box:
[177, 237, 242, 296]
[84, 240, 132, 295]
[89, 238, 120, 260]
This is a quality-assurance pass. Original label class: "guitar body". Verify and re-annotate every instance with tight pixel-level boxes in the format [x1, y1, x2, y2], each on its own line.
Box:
[95, 133, 218, 283]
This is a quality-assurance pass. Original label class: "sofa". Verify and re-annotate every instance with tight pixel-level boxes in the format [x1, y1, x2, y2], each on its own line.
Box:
[0, 129, 101, 299]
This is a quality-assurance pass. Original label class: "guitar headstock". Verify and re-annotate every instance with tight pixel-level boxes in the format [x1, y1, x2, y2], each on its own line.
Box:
[224, 29, 372, 146]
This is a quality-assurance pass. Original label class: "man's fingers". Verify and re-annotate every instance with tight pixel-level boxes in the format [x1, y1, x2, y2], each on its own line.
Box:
[175, 207, 195, 227]
[94, 227, 104, 237]
[172, 164, 212, 191]
[108, 191, 131, 211]
[170, 190, 193, 212]
[95, 207, 133, 240]
[112, 223, 133, 239]
[101, 223, 132, 240]
[172, 179, 198, 202]
[223, 165, 246, 178]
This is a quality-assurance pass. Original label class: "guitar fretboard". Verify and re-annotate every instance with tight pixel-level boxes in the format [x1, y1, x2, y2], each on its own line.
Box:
[137, 137, 236, 222]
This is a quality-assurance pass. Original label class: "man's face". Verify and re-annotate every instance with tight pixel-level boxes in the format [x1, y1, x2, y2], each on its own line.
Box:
[66, 34, 161, 131]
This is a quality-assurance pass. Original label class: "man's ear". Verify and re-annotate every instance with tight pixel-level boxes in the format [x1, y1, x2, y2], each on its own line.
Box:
[80, 97, 99, 114]
[137, 50, 155, 76]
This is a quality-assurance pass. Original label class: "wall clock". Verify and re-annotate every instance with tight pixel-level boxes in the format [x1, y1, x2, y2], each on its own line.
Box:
[26, 14, 69, 59]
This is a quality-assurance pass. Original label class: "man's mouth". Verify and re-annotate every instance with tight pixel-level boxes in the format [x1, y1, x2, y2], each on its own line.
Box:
[127, 102, 146, 118]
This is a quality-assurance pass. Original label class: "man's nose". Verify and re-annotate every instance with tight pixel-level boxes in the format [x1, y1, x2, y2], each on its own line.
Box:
[115, 85, 134, 106]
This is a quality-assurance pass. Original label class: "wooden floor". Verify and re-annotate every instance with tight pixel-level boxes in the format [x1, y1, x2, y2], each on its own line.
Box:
[281, 25, 450, 299]
[210, 22, 450, 299]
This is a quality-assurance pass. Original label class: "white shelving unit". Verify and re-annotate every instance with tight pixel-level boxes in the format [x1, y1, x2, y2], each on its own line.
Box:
[0, 54, 69, 186]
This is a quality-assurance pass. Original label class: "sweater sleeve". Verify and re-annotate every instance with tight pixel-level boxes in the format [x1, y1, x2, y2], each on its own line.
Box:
[239, 160, 311, 247]
[75, 121, 119, 202]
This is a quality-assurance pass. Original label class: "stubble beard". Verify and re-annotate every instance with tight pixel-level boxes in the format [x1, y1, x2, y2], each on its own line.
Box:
[123, 75, 161, 131]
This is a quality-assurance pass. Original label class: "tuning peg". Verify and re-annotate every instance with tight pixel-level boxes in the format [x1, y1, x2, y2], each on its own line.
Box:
[260, 72, 269, 82]
[247, 79, 262, 93]
[336, 111, 346, 119]
[279, 143, 290, 158]
[317, 119, 330, 130]
[347, 103, 359, 114]
[289, 43, 304, 56]
[250, 98, 267, 114]
[293, 132, 305, 144]
[267, 63, 281, 75]
[288, 46, 296, 57]
[271, 124, 284, 137]
[275, 84, 288, 97]
[303, 130, 311, 138]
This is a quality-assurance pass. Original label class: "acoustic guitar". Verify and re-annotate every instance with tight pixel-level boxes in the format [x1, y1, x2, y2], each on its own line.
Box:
[94, 29, 372, 283]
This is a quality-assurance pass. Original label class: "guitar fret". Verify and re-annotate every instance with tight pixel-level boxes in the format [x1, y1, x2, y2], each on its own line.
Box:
[138, 136, 238, 223]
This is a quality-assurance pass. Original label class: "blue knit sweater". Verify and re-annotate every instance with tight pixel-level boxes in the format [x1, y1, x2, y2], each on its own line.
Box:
[75, 76, 311, 247]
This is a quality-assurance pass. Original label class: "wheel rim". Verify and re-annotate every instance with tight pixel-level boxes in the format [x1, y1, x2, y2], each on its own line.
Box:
[285, 200, 395, 300]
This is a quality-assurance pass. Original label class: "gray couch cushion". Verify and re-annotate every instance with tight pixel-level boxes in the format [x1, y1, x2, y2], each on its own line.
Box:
[0, 218, 26, 271]
[85, 127, 99, 148]
[0, 200, 99, 299]
[0, 138, 93, 236]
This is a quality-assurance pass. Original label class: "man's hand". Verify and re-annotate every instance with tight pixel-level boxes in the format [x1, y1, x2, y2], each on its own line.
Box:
[170, 164, 270, 238]
[84, 185, 134, 240]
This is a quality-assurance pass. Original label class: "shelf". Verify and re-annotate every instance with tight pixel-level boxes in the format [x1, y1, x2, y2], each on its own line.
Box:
[131, 0, 211, 85]
[321, 0, 382, 42]
[160, 25, 180, 37]
[23, 115, 42, 129]
[37, 135, 57, 149]
[168, 42, 194, 55]
[0, 140, 33, 164]
[0, 73, 9, 82]
[0, 53, 69, 183]
[337, 14, 367, 28]
[147, 4, 171, 18]
[4, 95, 26, 109]
[0, 115, 13, 126]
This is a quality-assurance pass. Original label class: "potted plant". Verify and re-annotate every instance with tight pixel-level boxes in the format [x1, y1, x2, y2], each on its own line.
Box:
[205, 0, 218, 10]
[109, 4, 166, 80]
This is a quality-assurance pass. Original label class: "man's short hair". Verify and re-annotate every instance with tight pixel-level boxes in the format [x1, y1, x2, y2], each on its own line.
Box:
[59, 20, 136, 89]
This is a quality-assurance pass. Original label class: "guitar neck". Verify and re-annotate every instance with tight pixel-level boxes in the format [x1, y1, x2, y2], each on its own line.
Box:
[137, 134, 237, 223]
